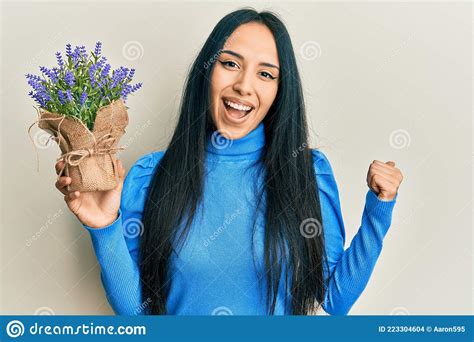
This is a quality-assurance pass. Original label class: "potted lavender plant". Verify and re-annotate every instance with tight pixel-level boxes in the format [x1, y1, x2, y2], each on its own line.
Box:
[27, 42, 142, 192]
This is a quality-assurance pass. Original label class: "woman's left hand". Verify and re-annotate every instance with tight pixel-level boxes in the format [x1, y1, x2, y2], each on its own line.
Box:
[366, 160, 404, 201]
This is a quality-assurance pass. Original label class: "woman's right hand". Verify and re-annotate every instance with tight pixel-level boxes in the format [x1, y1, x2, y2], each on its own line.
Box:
[55, 159, 126, 228]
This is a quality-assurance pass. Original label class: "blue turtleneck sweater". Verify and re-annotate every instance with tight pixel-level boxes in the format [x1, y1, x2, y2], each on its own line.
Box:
[82, 122, 398, 315]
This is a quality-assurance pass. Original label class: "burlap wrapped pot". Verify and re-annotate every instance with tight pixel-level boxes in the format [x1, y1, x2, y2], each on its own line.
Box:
[31, 99, 129, 192]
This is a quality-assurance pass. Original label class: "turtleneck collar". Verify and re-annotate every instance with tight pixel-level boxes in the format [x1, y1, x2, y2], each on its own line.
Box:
[206, 122, 266, 161]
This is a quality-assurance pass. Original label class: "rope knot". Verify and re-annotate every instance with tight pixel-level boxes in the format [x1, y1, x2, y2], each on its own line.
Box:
[27, 110, 126, 180]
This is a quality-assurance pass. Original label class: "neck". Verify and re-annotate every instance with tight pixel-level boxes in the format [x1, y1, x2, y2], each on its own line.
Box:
[206, 122, 266, 161]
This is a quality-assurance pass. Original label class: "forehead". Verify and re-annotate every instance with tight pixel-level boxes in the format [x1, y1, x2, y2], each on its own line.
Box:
[223, 22, 279, 65]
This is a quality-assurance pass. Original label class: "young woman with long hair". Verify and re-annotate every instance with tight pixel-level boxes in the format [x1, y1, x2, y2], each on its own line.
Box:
[55, 8, 403, 315]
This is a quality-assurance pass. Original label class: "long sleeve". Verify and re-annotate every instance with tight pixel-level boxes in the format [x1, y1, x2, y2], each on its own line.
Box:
[82, 152, 160, 315]
[312, 150, 398, 315]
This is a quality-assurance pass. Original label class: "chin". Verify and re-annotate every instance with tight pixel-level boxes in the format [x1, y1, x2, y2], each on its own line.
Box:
[215, 112, 265, 140]
[214, 121, 248, 140]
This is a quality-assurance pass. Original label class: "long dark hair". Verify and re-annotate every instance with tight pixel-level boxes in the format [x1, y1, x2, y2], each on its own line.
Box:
[139, 8, 329, 315]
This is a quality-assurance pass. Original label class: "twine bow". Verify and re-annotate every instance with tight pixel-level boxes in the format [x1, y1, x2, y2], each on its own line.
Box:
[55, 133, 125, 178]
[27, 107, 125, 181]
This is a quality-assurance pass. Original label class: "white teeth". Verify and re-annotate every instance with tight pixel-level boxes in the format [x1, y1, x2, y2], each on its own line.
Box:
[224, 99, 252, 112]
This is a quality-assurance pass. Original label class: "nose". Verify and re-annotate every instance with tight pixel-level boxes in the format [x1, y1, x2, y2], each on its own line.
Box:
[232, 70, 253, 96]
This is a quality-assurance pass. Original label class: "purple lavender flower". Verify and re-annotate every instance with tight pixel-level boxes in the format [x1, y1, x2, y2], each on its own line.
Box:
[26, 74, 45, 91]
[26, 72, 52, 107]
[127, 68, 136, 81]
[89, 65, 97, 87]
[27, 42, 142, 120]
[65, 71, 75, 87]
[79, 46, 87, 59]
[94, 41, 102, 56]
[25, 73, 42, 84]
[79, 91, 88, 105]
[58, 90, 66, 104]
[28, 90, 37, 103]
[41, 91, 52, 103]
[120, 66, 130, 77]
[26, 73, 41, 81]
[111, 68, 127, 88]
[51, 68, 60, 83]
[65, 43, 72, 58]
[101, 63, 111, 77]
[130, 83, 143, 97]
[65, 89, 73, 102]
[121, 82, 143, 100]
[97, 56, 107, 69]
[121, 84, 133, 98]
[55, 52, 64, 69]
[72, 46, 82, 64]
[39, 66, 51, 77]
[39, 66, 58, 83]
[29, 90, 46, 107]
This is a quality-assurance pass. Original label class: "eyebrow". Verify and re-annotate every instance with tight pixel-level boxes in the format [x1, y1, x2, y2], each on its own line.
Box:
[220, 50, 280, 71]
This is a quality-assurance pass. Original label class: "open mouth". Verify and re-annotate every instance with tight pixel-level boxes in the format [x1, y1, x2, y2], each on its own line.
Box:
[222, 98, 254, 121]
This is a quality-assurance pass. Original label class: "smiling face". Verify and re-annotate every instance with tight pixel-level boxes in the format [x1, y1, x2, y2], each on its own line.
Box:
[210, 22, 280, 139]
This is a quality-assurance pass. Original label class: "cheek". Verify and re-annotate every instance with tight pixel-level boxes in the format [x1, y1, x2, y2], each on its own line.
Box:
[258, 85, 278, 111]
[210, 67, 233, 96]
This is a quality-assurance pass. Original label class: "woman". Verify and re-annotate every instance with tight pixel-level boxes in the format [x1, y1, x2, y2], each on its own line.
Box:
[55, 8, 403, 315]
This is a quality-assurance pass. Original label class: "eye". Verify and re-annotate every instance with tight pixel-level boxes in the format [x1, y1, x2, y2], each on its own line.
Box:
[219, 60, 239, 69]
[260, 71, 276, 80]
